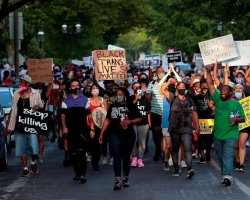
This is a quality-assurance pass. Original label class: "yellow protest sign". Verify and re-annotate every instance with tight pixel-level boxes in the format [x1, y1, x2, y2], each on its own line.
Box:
[199, 119, 214, 134]
[94, 50, 127, 80]
[239, 96, 250, 130]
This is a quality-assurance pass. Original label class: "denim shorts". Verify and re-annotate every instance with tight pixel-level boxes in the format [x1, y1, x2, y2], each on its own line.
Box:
[15, 131, 39, 156]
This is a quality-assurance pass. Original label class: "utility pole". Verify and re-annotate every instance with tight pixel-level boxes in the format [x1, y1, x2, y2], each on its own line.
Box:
[13, 9, 19, 75]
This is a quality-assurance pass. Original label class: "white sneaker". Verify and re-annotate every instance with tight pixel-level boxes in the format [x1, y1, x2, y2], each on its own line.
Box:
[109, 158, 113, 165]
[102, 157, 108, 165]
[87, 154, 91, 163]
[180, 160, 187, 168]
[168, 156, 173, 166]
[38, 155, 43, 164]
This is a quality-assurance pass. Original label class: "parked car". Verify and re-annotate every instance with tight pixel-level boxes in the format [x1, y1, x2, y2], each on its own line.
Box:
[0, 104, 8, 171]
[0, 86, 14, 147]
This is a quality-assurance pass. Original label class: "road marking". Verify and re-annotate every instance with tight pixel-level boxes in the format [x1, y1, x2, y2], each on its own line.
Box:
[211, 158, 250, 197]
[1, 177, 28, 193]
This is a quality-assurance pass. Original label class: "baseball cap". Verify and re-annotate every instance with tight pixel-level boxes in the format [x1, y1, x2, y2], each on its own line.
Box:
[235, 70, 245, 76]
[19, 74, 32, 83]
[224, 81, 235, 89]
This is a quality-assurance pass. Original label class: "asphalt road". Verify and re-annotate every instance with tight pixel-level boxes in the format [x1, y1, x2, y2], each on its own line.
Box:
[1, 137, 250, 200]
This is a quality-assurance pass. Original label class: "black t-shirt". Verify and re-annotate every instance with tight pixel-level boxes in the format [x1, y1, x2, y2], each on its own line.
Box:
[168, 94, 196, 134]
[191, 94, 212, 119]
[131, 96, 151, 125]
[16, 98, 30, 133]
[106, 102, 142, 134]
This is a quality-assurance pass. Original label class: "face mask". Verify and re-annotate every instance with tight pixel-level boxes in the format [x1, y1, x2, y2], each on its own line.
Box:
[202, 88, 209, 95]
[128, 77, 133, 84]
[197, 70, 202, 74]
[235, 78, 244, 84]
[91, 88, 99, 96]
[139, 78, 147, 83]
[134, 78, 138, 83]
[153, 76, 157, 81]
[176, 69, 179, 73]
[235, 92, 243, 99]
[177, 89, 186, 96]
[158, 73, 165, 80]
[19, 82, 29, 93]
[71, 88, 80, 95]
[116, 95, 125, 103]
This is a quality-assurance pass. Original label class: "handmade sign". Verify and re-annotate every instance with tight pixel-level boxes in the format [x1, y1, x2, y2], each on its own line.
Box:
[27, 59, 53, 83]
[199, 119, 214, 134]
[222, 40, 250, 66]
[15, 108, 51, 134]
[239, 96, 250, 130]
[92, 107, 107, 129]
[94, 50, 127, 80]
[198, 34, 238, 65]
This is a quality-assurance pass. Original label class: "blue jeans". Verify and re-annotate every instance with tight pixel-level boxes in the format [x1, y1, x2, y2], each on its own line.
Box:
[15, 132, 38, 156]
[214, 137, 238, 176]
[110, 132, 136, 178]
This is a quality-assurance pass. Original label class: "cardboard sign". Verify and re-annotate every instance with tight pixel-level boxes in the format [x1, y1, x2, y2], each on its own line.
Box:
[199, 119, 214, 134]
[94, 50, 127, 80]
[144, 54, 161, 68]
[222, 40, 250, 66]
[166, 51, 182, 63]
[198, 34, 238, 65]
[15, 108, 51, 134]
[239, 97, 250, 130]
[92, 107, 107, 129]
[27, 59, 53, 83]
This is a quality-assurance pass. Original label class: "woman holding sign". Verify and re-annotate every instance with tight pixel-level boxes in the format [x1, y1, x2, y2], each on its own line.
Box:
[88, 84, 108, 170]
[99, 87, 142, 191]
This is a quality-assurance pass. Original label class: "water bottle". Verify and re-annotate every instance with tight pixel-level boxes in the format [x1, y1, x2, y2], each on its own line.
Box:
[230, 112, 234, 125]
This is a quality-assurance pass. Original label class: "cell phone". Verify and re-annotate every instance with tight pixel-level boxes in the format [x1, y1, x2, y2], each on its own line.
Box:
[137, 89, 142, 95]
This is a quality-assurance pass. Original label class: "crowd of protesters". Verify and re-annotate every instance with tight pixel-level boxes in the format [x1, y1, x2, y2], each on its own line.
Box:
[2, 59, 250, 189]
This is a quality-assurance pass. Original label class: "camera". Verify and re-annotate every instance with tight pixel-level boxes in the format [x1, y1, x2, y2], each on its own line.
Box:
[137, 89, 142, 95]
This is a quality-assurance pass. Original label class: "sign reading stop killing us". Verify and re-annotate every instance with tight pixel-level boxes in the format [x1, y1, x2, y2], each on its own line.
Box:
[94, 50, 127, 80]
[198, 34, 238, 66]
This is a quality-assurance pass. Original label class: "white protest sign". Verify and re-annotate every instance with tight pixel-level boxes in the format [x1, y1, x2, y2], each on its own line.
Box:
[108, 44, 125, 50]
[198, 34, 238, 65]
[222, 40, 250, 66]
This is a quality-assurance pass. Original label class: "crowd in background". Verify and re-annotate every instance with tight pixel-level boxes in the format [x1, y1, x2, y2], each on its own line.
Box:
[2, 59, 250, 189]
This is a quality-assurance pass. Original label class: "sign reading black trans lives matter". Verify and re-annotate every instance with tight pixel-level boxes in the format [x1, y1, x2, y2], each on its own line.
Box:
[15, 108, 51, 134]
[94, 50, 127, 80]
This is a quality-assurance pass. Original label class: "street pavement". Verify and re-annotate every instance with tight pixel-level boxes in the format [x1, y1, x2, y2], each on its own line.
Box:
[1, 137, 250, 200]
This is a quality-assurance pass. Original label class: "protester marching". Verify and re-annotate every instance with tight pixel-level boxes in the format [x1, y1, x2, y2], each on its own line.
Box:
[1, 35, 250, 191]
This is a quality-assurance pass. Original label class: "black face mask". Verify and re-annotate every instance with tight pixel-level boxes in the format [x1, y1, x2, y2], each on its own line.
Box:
[139, 78, 147, 83]
[177, 89, 186, 96]
[71, 88, 80, 95]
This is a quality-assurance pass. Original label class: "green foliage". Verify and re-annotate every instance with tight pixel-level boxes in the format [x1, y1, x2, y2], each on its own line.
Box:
[116, 28, 164, 61]
[26, 37, 45, 58]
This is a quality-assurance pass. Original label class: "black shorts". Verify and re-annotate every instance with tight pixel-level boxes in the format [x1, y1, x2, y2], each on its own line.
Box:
[240, 126, 250, 134]
[151, 113, 162, 128]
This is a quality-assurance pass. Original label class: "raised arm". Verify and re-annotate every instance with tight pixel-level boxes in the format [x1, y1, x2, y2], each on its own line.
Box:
[223, 64, 229, 85]
[213, 61, 221, 87]
[161, 78, 176, 102]
[205, 66, 215, 96]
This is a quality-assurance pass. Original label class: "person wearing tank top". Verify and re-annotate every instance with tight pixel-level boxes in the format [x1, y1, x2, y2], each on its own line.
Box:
[88, 84, 108, 170]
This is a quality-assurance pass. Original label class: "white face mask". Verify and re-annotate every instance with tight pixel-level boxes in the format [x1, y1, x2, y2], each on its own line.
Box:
[235, 92, 243, 99]
[91, 88, 99, 96]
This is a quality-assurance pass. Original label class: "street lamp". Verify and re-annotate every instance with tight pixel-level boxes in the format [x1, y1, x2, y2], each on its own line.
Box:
[216, 20, 237, 36]
[37, 30, 45, 48]
[61, 23, 81, 59]
[217, 21, 223, 32]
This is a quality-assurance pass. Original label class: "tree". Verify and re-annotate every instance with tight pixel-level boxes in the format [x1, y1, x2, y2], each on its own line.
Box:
[0, 0, 34, 23]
